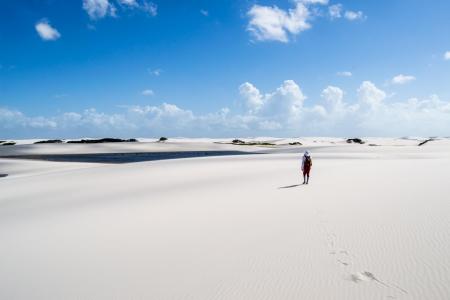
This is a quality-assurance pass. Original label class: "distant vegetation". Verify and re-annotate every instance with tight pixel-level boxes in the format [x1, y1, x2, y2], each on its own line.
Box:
[1, 142, 16, 146]
[232, 139, 245, 144]
[418, 138, 434, 146]
[346, 138, 365, 144]
[67, 138, 137, 144]
[158, 137, 168, 142]
[289, 141, 302, 145]
[231, 139, 275, 146]
[34, 139, 63, 144]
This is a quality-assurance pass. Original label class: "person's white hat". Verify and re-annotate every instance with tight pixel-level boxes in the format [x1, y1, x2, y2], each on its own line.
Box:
[304, 150, 310, 156]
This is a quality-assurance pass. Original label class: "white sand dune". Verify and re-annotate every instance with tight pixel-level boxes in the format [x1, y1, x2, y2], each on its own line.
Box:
[0, 138, 449, 299]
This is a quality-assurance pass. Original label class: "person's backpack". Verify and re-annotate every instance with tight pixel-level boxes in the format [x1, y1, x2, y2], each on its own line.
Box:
[304, 156, 311, 168]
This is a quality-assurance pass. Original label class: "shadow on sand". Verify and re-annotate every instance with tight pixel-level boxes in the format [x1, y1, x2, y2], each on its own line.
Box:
[0, 174, 8, 178]
[278, 184, 303, 189]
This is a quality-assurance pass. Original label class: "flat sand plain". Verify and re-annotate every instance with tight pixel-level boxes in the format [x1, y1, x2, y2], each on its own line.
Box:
[0, 138, 449, 299]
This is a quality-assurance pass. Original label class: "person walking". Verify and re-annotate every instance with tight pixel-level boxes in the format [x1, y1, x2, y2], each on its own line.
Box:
[301, 150, 312, 184]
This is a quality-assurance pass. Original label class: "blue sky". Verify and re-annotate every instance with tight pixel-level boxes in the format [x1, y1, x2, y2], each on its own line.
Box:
[1, 0, 450, 138]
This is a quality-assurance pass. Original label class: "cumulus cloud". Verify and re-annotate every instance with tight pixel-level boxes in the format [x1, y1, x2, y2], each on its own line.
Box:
[119, 0, 138, 6]
[83, 0, 156, 19]
[126, 103, 195, 130]
[357, 94, 450, 136]
[239, 80, 306, 123]
[391, 74, 416, 85]
[247, 1, 365, 42]
[0, 107, 57, 130]
[300, 0, 329, 4]
[148, 68, 162, 76]
[357, 81, 386, 109]
[0, 104, 193, 138]
[2, 81, 450, 138]
[247, 0, 326, 42]
[316, 82, 450, 136]
[262, 80, 306, 118]
[328, 4, 342, 19]
[344, 10, 365, 21]
[140, 1, 157, 16]
[82, 0, 117, 19]
[141, 89, 154, 96]
[239, 82, 264, 113]
[120, 0, 157, 16]
[35, 20, 61, 41]
[327, 3, 366, 22]
[322, 86, 344, 107]
[337, 71, 352, 77]
[444, 51, 450, 61]
[319, 86, 358, 124]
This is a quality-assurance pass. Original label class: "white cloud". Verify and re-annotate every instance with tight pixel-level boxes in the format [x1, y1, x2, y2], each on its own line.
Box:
[141, 89, 154, 96]
[0, 107, 57, 129]
[141, 1, 157, 16]
[357, 94, 450, 136]
[239, 82, 264, 113]
[391, 74, 416, 85]
[239, 80, 306, 127]
[122, 0, 157, 16]
[54, 94, 69, 99]
[126, 103, 195, 131]
[328, 4, 342, 19]
[82, 0, 116, 19]
[35, 20, 61, 41]
[258, 120, 282, 130]
[119, 0, 138, 6]
[444, 51, 450, 60]
[317, 83, 450, 135]
[322, 86, 344, 107]
[262, 80, 306, 118]
[200, 9, 209, 16]
[344, 10, 365, 21]
[247, 1, 364, 42]
[357, 81, 386, 109]
[66, 108, 130, 130]
[3, 81, 450, 138]
[247, 1, 321, 42]
[148, 68, 162, 76]
[337, 71, 352, 77]
[319, 86, 358, 122]
[83, 0, 156, 19]
[299, 0, 329, 4]
[328, 4, 366, 21]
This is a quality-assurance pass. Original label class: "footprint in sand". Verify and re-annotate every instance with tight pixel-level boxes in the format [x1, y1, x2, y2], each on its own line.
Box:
[317, 213, 407, 298]
[326, 233, 337, 249]
[349, 271, 408, 296]
[321, 223, 354, 267]
[335, 249, 353, 266]
[337, 259, 349, 266]
[317, 212, 357, 267]
[325, 233, 353, 266]
[349, 271, 380, 283]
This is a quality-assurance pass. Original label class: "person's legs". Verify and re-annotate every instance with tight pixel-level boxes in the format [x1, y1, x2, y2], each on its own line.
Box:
[302, 171, 306, 184]
[306, 169, 310, 184]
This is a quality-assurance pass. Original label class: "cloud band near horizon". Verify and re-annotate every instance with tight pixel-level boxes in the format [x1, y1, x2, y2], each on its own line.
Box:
[1, 80, 449, 139]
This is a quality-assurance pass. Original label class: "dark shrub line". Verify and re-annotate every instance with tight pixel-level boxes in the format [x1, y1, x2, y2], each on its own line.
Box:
[67, 138, 138, 144]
